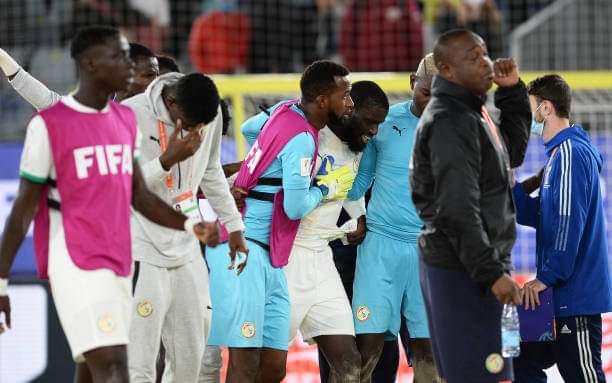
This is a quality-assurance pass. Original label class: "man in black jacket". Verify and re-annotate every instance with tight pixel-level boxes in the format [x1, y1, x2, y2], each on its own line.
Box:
[410, 29, 530, 382]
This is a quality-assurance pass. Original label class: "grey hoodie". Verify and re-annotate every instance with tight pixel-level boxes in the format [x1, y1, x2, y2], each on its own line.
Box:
[123, 73, 243, 267]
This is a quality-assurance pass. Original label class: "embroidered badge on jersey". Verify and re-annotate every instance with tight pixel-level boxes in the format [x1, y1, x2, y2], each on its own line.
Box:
[98, 315, 116, 333]
[137, 300, 153, 318]
[356, 305, 370, 322]
[241, 321, 256, 338]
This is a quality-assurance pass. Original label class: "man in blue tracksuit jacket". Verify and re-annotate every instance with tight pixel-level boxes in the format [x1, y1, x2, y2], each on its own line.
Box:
[513, 74, 612, 382]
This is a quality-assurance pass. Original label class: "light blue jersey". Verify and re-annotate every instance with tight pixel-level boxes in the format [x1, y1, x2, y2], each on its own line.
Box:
[242, 104, 323, 244]
[241, 101, 285, 146]
[348, 100, 422, 243]
[350, 100, 430, 339]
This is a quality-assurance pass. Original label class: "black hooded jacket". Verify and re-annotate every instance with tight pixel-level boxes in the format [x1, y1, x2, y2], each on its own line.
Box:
[410, 75, 530, 288]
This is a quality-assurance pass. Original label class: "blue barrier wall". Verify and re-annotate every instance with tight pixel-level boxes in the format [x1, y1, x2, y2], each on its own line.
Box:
[1, 134, 610, 276]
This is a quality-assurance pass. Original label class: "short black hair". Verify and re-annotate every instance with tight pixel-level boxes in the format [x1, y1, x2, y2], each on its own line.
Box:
[351, 81, 389, 112]
[220, 99, 231, 136]
[157, 55, 180, 74]
[300, 60, 350, 102]
[129, 43, 155, 61]
[527, 74, 571, 118]
[175, 73, 220, 125]
[433, 28, 477, 68]
[70, 25, 120, 60]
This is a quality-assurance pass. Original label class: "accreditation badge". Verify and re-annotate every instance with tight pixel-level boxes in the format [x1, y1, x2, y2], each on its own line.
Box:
[172, 191, 200, 219]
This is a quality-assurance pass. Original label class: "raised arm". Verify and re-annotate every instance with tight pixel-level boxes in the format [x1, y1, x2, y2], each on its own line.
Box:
[1, 48, 62, 111]
[492, 59, 531, 168]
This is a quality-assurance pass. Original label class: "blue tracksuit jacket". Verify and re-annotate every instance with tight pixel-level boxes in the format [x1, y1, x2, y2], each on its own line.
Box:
[513, 126, 612, 317]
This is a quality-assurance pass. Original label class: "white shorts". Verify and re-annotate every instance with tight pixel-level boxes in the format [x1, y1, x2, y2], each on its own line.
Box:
[285, 243, 354, 344]
[48, 211, 132, 363]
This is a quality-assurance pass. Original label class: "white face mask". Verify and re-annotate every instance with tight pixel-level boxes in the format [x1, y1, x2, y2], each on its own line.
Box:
[530, 102, 547, 136]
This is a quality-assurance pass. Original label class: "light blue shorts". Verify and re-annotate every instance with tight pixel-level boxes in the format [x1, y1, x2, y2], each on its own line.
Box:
[352, 231, 430, 340]
[207, 240, 290, 350]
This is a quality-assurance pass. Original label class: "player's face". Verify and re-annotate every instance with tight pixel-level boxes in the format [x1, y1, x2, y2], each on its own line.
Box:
[444, 34, 494, 96]
[126, 56, 159, 97]
[326, 76, 353, 126]
[89, 34, 135, 93]
[347, 105, 387, 151]
[410, 74, 433, 117]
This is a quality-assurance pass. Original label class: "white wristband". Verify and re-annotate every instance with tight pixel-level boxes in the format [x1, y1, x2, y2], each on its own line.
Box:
[183, 217, 201, 235]
[0, 278, 8, 296]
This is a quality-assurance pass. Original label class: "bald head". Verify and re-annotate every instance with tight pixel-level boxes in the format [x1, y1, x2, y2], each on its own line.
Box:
[432, 29, 494, 96]
[433, 29, 481, 69]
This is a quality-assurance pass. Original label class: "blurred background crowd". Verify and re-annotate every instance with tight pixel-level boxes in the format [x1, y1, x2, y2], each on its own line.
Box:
[1, 0, 597, 76]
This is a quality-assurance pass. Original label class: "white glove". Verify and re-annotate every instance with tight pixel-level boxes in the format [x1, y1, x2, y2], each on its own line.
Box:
[0, 48, 21, 77]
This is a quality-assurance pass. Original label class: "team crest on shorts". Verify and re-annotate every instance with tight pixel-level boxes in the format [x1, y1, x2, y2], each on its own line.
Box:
[485, 353, 504, 374]
[241, 322, 256, 338]
[97, 315, 115, 333]
[137, 300, 153, 317]
[355, 305, 370, 322]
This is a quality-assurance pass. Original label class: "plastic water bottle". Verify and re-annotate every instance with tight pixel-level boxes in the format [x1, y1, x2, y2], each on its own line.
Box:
[501, 303, 521, 357]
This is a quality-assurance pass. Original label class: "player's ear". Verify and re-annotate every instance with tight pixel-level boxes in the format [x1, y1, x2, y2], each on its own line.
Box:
[80, 53, 96, 74]
[315, 94, 328, 110]
[410, 74, 416, 91]
[438, 62, 453, 80]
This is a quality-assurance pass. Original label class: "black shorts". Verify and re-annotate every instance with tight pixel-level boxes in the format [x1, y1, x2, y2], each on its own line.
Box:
[420, 260, 513, 383]
[514, 314, 606, 382]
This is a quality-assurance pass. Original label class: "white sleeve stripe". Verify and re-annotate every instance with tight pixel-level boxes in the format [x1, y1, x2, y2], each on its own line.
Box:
[555, 141, 572, 251]
[565, 141, 572, 217]
[559, 142, 568, 215]
[555, 215, 570, 251]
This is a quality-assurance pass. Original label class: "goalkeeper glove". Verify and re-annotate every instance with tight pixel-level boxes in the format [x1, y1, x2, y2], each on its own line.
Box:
[316, 164, 355, 201]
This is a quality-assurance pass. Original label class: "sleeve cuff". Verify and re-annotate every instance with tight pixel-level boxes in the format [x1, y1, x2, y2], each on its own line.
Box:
[19, 170, 47, 184]
[223, 217, 245, 233]
[536, 272, 555, 288]
[8, 67, 25, 88]
[512, 182, 527, 198]
[494, 79, 527, 102]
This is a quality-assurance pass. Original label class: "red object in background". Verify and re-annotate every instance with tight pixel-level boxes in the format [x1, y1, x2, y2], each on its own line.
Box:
[189, 11, 251, 74]
[340, 0, 424, 72]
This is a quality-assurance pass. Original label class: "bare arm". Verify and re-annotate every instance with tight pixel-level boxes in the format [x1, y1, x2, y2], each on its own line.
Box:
[0, 179, 44, 278]
[0, 179, 45, 331]
[222, 161, 243, 178]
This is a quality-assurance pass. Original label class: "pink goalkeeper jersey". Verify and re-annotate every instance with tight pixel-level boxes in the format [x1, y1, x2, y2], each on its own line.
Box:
[32, 100, 138, 279]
